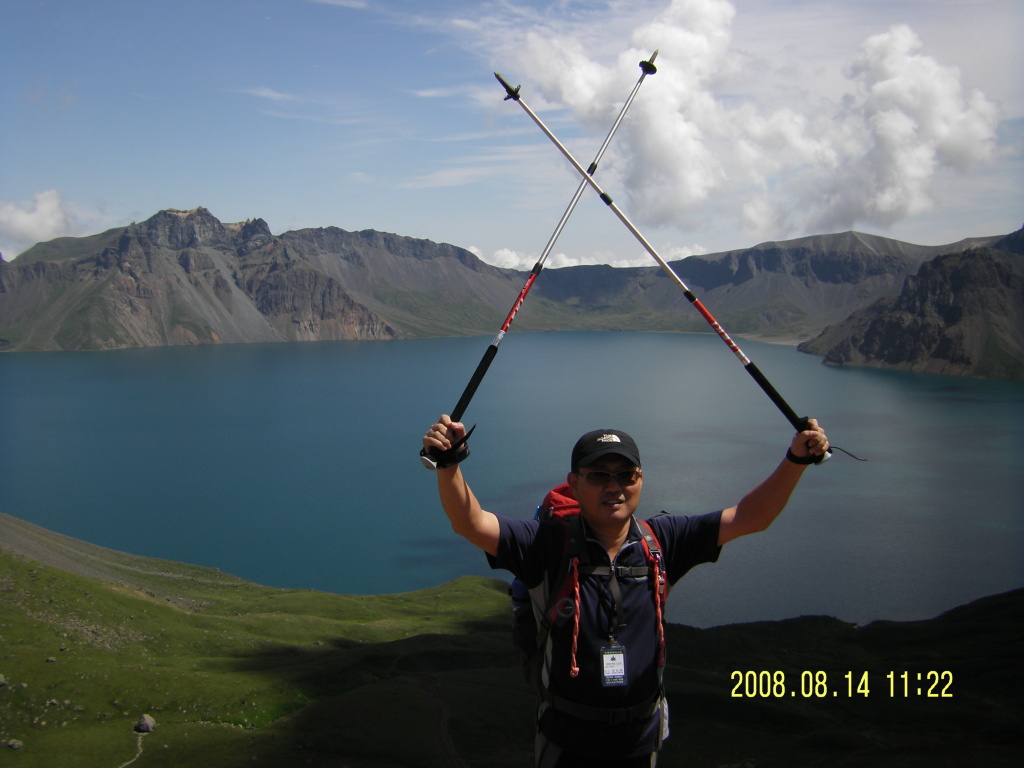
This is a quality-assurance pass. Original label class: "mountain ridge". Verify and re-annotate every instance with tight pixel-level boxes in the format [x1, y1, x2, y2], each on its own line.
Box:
[1, 207, 1019, 379]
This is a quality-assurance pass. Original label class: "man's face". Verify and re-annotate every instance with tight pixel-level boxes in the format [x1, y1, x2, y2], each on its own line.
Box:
[567, 454, 643, 527]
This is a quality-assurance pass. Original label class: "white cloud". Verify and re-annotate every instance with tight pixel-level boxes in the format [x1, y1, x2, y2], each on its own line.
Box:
[470, 245, 623, 270]
[0, 190, 77, 260]
[806, 24, 1000, 231]
[439, 0, 1004, 243]
[308, 0, 368, 9]
[239, 87, 304, 102]
[413, 85, 476, 99]
[401, 143, 567, 193]
[470, 243, 700, 271]
[402, 165, 498, 190]
[236, 87, 380, 130]
[481, 247, 533, 270]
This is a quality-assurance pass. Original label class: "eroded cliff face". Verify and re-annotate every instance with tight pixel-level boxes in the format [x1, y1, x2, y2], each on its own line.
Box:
[798, 236, 1024, 380]
[0, 208, 408, 350]
[236, 246, 399, 342]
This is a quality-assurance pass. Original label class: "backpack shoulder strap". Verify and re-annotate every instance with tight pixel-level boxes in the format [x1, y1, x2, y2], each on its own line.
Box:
[534, 516, 583, 645]
[637, 519, 668, 602]
[637, 518, 669, 675]
[524, 514, 587, 691]
[564, 514, 588, 565]
[637, 519, 662, 554]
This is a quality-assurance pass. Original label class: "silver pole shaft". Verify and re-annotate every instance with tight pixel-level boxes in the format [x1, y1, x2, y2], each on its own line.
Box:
[531, 50, 658, 269]
[503, 87, 752, 365]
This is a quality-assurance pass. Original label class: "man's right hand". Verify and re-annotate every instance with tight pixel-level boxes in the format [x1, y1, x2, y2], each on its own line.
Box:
[423, 414, 466, 458]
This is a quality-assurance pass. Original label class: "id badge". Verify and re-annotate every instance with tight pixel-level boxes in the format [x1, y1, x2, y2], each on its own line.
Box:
[601, 643, 627, 687]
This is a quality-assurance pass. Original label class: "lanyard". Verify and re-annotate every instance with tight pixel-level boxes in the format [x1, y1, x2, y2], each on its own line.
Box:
[605, 558, 627, 641]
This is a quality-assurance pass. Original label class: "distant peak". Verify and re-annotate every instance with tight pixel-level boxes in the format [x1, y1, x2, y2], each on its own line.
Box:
[239, 217, 272, 237]
[159, 206, 216, 219]
[137, 207, 227, 249]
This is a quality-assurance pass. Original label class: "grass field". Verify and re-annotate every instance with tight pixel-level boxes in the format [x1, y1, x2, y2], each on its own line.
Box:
[2, 513, 1021, 767]
[0, 525, 533, 768]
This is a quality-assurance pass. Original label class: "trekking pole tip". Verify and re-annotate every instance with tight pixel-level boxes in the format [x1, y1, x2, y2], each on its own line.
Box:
[494, 72, 521, 101]
[640, 50, 659, 75]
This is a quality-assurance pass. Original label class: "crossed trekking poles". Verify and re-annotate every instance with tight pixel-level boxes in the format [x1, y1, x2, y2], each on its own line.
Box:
[422, 50, 844, 469]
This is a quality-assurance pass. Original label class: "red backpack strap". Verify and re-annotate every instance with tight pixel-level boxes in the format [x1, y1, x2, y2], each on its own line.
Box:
[532, 513, 587, 686]
[637, 520, 668, 603]
[637, 519, 668, 671]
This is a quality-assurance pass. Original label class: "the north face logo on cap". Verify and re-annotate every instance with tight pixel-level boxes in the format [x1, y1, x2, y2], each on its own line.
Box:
[571, 429, 640, 471]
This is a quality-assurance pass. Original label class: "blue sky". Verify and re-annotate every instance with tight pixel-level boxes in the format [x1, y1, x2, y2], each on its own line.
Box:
[2, 0, 1021, 267]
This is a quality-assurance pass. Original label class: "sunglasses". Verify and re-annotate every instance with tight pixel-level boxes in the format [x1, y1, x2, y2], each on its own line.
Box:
[576, 469, 642, 488]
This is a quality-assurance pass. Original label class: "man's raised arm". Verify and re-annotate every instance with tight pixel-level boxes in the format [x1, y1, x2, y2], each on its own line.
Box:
[423, 414, 501, 556]
[718, 419, 830, 546]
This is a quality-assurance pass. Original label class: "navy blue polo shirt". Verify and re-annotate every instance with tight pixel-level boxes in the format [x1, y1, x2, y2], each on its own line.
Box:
[489, 510, 722, 759]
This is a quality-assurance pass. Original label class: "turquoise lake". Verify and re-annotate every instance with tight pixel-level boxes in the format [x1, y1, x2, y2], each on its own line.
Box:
[2, 331, 1021, 627]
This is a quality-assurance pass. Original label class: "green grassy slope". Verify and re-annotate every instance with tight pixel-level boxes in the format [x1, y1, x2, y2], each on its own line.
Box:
[1, 513, 1021, 767]
[0, 537, 532, 768]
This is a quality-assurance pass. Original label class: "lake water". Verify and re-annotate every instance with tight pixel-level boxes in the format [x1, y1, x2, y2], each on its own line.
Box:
[1, 332, 1021, 628]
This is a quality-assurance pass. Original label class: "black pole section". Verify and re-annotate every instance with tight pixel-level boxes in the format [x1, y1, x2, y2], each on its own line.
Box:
[451, 341, 499, 423]
[421, 52, 659, 469]
[744, 361, 807, 432]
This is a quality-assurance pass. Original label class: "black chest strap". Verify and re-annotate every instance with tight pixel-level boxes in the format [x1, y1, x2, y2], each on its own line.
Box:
[543, 687, 663, 726]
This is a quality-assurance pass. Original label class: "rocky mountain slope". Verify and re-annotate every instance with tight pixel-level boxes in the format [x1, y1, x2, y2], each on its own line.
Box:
[1, 210, 404, 350]
[0, 207, 1012, 364]
[531, 229, 966, 340]
[798, 229, 1024, 380]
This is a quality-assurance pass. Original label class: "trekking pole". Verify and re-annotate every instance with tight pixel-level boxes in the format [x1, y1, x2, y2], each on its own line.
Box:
[420, 52, 659, 469]
[494, 70, 835, 462]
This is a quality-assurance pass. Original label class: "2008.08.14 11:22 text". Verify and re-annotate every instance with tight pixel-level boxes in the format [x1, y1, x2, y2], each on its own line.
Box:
[730, 670, 954, 698]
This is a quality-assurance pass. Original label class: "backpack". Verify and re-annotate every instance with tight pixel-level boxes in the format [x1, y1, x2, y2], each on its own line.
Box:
[510, 483, 669, 697]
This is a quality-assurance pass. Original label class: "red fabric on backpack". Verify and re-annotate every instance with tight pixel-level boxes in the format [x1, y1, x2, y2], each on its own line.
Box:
[538, 482, 579, 520]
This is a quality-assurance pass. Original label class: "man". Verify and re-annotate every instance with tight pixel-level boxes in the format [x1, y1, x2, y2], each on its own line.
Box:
[422, 414, 829, 767]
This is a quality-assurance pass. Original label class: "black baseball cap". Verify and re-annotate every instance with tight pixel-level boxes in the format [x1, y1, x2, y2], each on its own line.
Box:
[570, 429, 641, 472]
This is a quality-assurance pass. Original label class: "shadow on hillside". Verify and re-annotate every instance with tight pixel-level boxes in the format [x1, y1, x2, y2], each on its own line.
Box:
[224, 614, 536, 768]
[222, 590, 1024, 768]
[662, 589, 1024, 768]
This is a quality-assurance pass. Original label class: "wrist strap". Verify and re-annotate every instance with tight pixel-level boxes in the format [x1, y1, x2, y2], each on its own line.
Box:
[785, 448, 817, 465]
[420, 424, 476, 470]
[421, 441, 470, 470]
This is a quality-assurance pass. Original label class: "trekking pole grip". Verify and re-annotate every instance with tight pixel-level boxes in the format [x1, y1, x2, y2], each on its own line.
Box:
[420, 424, 476, 471]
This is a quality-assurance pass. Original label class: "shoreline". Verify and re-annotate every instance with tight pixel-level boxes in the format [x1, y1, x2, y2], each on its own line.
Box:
[2, 511, 1017, 632]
